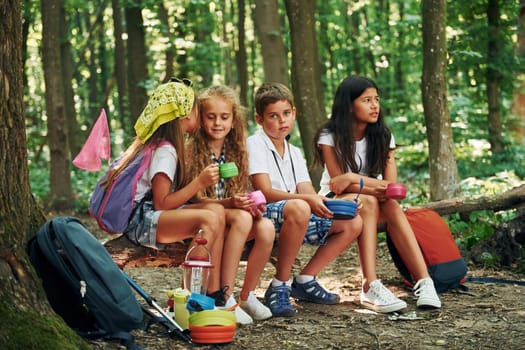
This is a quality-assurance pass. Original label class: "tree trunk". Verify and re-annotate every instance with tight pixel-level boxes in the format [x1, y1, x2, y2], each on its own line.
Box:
[0, 1, 88, 347]
[157, 2, 175, 83]
[111, 0, 130, 133]
[284, 0, 325, 188]
[254, 0, 289, 85]
[125, 1, 148, 121]
[421, 0, 460, 200]
[221, 1, 234, 85]
[510, 0, 525, 145]
[486, 0, 505, 154]
[41, 0, 74, 210]
[60, 3, 81, 158]
[236, 0, 249, 107]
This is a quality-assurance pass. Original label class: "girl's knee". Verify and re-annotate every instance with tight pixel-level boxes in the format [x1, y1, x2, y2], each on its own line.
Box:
[380, 199, 403, 217]
[229, 209, 252, 227]
[201, 205, 225, 236]
[255, 218, 276, 245]
[360, 194, 378, 213]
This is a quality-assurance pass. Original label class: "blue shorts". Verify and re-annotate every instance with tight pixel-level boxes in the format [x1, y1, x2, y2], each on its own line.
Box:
[264, 200, 332, 245]
[125, 199, 164, 250]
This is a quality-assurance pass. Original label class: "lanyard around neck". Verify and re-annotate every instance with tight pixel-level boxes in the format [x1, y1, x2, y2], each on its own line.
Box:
[271, 141, 297, 193]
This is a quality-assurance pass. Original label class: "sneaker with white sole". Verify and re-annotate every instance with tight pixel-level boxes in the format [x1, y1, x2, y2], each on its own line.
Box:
[360, 280, 407, 313]
[240, 291, 272, 321]
[264, 282, 295, 317]
[225, 294, 253, 325]
[414, 278, 441, 308]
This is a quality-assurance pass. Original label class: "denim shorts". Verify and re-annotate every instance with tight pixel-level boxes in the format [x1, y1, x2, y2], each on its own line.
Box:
[124, 199, 164, 250]
[264, 200, 332, 246]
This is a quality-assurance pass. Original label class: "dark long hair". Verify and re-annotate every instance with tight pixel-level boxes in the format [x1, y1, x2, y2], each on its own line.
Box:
[314, 76, 392, 177]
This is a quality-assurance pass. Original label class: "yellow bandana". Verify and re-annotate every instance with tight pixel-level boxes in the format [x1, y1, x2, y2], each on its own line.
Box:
[134, 79, 195, 143]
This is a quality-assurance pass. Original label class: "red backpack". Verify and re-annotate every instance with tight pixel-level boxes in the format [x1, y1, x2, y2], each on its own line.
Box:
[386, 208, 468, 292]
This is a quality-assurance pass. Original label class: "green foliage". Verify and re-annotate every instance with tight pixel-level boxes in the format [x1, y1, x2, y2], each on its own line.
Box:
[447, 211, 496, 250]
[29, 162, 102, 214]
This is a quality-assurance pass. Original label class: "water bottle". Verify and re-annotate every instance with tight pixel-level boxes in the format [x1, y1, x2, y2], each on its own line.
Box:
[173, 288, 191, 330]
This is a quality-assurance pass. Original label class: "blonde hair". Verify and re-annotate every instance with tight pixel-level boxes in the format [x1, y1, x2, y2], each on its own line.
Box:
[186, 85, 250, 198]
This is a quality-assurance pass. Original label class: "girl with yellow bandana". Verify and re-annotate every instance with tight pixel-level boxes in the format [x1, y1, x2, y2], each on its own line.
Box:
[111, 78, 226, 297]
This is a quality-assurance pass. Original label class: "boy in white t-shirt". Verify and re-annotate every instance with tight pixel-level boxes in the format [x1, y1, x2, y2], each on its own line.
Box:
[246, 83, 363, 317]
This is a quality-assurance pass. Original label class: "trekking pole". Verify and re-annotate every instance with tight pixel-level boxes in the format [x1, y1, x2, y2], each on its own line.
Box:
[121, 270, 192, 343]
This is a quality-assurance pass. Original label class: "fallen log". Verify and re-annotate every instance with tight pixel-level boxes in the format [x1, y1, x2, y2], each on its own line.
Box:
[104, 234, 189, 268]
[415, 184, 524, 216]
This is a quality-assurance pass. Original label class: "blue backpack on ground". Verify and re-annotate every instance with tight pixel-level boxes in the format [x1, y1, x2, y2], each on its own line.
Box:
[27, 217, 145, 348]
[89, 141, 169, 234]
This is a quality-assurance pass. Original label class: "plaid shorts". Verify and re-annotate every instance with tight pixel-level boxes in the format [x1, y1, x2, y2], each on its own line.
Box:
[264, 200, 332, 245]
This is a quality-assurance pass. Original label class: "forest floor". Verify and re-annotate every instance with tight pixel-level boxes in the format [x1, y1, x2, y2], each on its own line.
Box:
[74, 215, 525, 350]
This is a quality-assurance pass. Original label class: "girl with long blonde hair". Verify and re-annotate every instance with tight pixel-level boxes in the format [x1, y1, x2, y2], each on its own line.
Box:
[186, 85, 274, 324]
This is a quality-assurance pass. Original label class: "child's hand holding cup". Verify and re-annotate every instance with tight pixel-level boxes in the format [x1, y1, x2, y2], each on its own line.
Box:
[247, 190, 266, 214]
[385, 183, 406, 200]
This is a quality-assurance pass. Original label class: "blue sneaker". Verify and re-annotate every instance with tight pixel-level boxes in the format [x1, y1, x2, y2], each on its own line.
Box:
[264, 282, 295, 317]
[291, 278, 340, 304]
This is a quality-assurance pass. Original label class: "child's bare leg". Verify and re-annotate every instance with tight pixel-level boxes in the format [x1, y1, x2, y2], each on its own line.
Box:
[355, 194, 380, 291]
[300, 216, 362, 276]
[275, 199, 310, 282]
[380, 199, 428, 280]
[240, 218, 275, 301]
[222, 209, 252, 298]
[156, 202, 225, 292]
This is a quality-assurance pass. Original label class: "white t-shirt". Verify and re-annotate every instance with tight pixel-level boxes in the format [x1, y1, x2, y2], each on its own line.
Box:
[317, 130, 395, 195]
[135, 144, 178, 202]
[247, 129, 310, 193]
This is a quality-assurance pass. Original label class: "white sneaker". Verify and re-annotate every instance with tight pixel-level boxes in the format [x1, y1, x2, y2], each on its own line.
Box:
[360, 280, 407, 313]
[240, 291, 272, 321]
[414, 278, 441, 308]
[225, 294, 253, 325]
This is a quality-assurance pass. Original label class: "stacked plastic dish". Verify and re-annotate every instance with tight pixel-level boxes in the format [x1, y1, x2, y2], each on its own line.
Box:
[325, 199, 358, 219]
[188, 309, 236, 344]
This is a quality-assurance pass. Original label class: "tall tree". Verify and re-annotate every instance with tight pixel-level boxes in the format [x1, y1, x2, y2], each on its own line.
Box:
[111, 0, 129, 132]
[284, 0, 325, 187]
[421, 0, 460, 200]
[41, 0, 74, 210]
[254, 0, 289, 85]
[511, 0, 525, 144]
[157, 2, 175, 83]
[125, 0, 148, 120]
[60, 3, 81, 158]
[236, 0, 249, 106]
[0, 1, 88, 347]
[486, 0, 505, 153]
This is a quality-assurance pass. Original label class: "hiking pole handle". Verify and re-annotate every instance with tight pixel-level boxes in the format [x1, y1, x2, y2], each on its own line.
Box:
[121, 271, 153, 304]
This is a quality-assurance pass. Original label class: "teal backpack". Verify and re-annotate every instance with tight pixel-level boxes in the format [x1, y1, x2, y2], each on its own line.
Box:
[27, 217, 145, 349]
